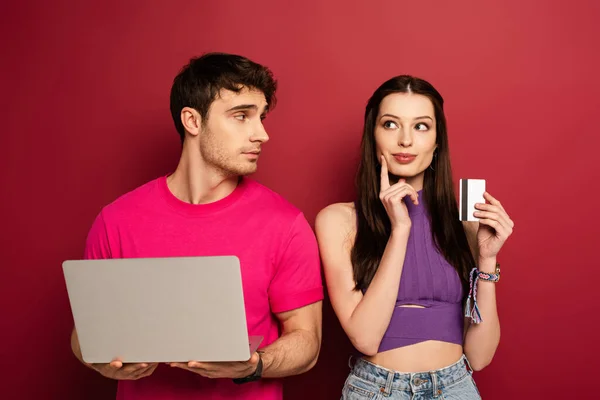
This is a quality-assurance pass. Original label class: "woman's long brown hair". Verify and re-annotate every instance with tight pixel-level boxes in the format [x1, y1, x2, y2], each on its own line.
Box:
[351, 75, 475, 298]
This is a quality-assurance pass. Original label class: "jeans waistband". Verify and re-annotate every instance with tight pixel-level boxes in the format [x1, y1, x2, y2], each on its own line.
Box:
[348, 354, 473, 395]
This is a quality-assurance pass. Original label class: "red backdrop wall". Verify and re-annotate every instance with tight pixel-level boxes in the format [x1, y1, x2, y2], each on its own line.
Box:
[1, 1, 599, 399]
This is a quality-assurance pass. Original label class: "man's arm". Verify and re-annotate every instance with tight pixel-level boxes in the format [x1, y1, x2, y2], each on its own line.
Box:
[260, 212, 324, 376]
[260, 301, 322, 377]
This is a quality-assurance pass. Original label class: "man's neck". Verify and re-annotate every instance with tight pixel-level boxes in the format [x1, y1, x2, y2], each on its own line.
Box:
[166, 144, 239, 205]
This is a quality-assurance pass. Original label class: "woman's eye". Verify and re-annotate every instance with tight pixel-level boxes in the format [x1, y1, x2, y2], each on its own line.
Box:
[415, 123, 429, 131]
[383, 121, 398, 129]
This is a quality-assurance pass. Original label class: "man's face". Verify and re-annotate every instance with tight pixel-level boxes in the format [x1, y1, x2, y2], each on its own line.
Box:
[199, 87, 270, 176]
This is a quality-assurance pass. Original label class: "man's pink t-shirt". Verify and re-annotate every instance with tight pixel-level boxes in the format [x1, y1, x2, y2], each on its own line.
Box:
[83, 175, 323, 400]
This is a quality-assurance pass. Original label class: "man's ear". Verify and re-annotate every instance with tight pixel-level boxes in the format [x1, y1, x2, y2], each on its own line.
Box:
[181, 107, 202, 138]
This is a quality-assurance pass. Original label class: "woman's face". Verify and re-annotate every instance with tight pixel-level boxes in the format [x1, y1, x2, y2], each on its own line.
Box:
[374, 92, 437, 190]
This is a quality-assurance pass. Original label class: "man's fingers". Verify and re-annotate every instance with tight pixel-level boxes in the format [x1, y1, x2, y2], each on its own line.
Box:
[90, 361, 122, 371]
[249, 352, 260, 365]
[380, 155, 390, 191]
[188, 361, 204, 369]
[136, 369, 155, 379]
[121, 363, 150, 375]
[170, 362, 212, 377]
[132, 363, 157, 379]
[170, 362, 193, 370]
[89, 360, 158, 380]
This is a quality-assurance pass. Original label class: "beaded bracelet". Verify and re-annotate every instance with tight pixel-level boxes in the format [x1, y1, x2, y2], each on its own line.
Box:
[464, 263, 501, 324]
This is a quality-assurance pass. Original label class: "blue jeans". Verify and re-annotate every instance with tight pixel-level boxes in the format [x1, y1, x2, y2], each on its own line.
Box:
[341, 354, 481, 399]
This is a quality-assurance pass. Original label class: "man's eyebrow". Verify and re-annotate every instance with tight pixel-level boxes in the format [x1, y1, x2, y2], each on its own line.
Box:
[226, 104, 270, 115]
[225, 104, 258, 112]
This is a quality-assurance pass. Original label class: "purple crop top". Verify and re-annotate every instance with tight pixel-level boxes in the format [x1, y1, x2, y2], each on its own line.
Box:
[364, 190, 465, 353]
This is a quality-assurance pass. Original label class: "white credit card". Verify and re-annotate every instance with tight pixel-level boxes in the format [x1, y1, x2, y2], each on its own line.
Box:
[459, 179, 486, 222]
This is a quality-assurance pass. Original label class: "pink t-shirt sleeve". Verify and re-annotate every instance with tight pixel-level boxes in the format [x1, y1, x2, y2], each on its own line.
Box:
[83, 211, 113, 260]
[268, 213, 323, 314]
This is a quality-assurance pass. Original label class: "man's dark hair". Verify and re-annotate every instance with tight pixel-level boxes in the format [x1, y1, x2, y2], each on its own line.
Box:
[170, 52, 278, 142]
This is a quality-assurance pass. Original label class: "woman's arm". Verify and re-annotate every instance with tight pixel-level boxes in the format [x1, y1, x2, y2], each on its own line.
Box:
[463, 251, 501, 371]
[463, 192, 514, 370]
[315, 203, 410, 356]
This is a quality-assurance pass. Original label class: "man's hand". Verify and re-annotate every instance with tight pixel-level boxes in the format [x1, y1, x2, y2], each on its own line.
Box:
[88, 359, 158, 380]
[169, 352, 260, 379]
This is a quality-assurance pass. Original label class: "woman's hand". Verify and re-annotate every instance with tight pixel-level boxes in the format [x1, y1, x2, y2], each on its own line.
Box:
[474, 192, 514, 260]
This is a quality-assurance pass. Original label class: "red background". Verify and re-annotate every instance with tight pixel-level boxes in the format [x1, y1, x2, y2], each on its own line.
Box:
[2, 1, 599, 399]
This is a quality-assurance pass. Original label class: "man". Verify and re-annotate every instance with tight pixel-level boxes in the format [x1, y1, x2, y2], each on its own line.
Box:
[70, 52, 323, 400]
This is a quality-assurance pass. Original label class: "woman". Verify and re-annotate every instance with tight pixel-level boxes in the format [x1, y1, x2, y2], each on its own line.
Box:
[315, 76, 514, 399]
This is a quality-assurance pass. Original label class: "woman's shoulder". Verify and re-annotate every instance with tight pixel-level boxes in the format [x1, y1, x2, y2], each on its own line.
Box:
[315, 202, 356, 235]
[315, 202, 357, 251]
[316, 202, 355, 224]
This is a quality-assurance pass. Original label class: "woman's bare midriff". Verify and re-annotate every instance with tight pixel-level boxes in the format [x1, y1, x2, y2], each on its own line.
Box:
[342, 205, 466, 373]
[364, 340, 463, 372]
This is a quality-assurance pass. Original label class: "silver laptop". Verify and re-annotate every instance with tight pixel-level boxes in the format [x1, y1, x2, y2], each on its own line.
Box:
[62, 256, 263, 364]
